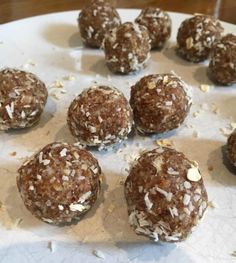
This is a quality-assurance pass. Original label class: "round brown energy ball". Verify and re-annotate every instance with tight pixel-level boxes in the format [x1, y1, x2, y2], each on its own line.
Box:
[17, 142, 101, 225]
[135, 7, 171, 49]
[78, 0, 121, 48]
[0, 68, 48, 130]
[103, 22, 151, 74]
[177, 15, 223, 62]
[67, 85, 133, 148]
[227, 130, 236, 167]
[130, 73, 191, 134]
[209, 34, 236, 85]
[125, 147, 208, 242]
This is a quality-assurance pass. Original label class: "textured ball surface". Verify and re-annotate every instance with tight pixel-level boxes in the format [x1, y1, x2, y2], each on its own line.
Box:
[17, 142, 101, 225]
[78, 0, 121, 48]
[209, 34, 236, 85]
[0, 68, 48, 130]
[130, 73, 191, 134]
[67, 85, 133, 147]
[177, 15, 223, 62]
[104, 22, 151, 74]
[227, 130, 236, 167]
[135, 7, 171, 49]
[125, 147, 208, 242]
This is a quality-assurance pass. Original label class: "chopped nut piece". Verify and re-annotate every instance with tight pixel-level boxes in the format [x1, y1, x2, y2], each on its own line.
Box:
[208, 165, 214, 171]
[148, 82, 156, 89]
[10, 151, 17, 156]
[50, 80, 64, 88]
[187, 166, 201, 182]
[12, 218, 23, 228]
[63, 75, 75, 81]
[193, 111, 200, 118]
[208, 201, 216, 209]
[230, 122, 236, 130]
[231, 251, 236, 257]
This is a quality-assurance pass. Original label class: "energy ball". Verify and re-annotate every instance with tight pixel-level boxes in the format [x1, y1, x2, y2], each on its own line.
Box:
[177, 15, 223, 62]
[135, 7, 171, 49]
[227, 130, 236, 166]
[0, 68, 48, 130]
[130, 73, 191, 134]
[78, 0, 121, 48]
[17, 142, 101, 225]
[209, 34, 236, 85]
[125, 147, 208, 242]
[104, 22, 151, 74]
[67, 85, 133, 148]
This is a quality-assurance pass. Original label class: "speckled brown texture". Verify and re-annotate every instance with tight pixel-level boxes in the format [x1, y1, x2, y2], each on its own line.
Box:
[227, 130, 236, 166]
[125, 147, 208, 242]
[17, 142, 101, 225]
[130, 73, 191, 134]
[177, 15, 223, 62]
[67, 85, 133, 148]
[135, 7, 171, 49]
[78, 0, 121, 48]
[103, 22, 151, 74]
[0, 68, 48, 130]
[209, 34, 236, 85]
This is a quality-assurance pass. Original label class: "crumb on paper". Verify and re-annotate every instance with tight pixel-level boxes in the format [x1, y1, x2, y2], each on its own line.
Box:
[208, 201, 216, 209]
[155, 139, 173, 147]
[185, 123, 194, 129]
[48, 241, 56, 253]
[212, 104, 219, 114]
[231, 251, 236, 257]
[92, 249, 105, 259]
[50, 80, 64, 89]
[11, 217, 23, 229]
[27, 59, 37, 66]
[9, 151, 17, 157]
[230, 122, 236, 130]
[63, 75, 75, 81]
[50, 92, 60, 100]
[208, 165, 214, 171]
[199, 84, 210, 93]
[192, 111, 200, 118]
[0, 41, 4, 44]
[46, 130, 50, 136]
[108, 204, 115, 213]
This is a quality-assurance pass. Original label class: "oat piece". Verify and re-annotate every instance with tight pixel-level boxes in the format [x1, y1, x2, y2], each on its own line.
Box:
[226, 130, 236, 167]
[17, 142, 101, 225]
[130, 73, 191, 134]
[125, 146, 208, 242]
[209, 34, 236, 85]
[78, 0, 121, 48]
[177, 15, 223, 62]
[103, 22, 151, 74]
[67, 85, 133, 147]
[135, 7, 171, 49]
[0, 68, 48, 130]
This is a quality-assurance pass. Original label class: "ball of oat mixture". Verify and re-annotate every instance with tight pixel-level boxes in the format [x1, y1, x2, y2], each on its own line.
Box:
[227, 130, 236, 166]
[103, 22, 151, 74]
[17, 142, 101, 225]
[78, 0, 121, 48]
[125, 147, 208, 242]
[130, 73, 191, 134]
[177, 15, 223, 62]
[209, 34, 236, 85]
[0, 68, 48, 130]
[67, 85, 133, 148]
[135, 7, 171, 49]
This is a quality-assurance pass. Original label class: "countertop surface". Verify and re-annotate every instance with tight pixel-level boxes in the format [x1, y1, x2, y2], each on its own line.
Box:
[1, 0, 236, 25]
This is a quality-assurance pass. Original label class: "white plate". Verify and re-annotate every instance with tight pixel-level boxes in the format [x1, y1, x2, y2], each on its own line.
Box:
[0, 9, 236, 263]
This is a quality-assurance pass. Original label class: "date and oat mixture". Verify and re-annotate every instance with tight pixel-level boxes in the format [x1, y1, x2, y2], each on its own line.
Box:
[227, 130, 236, 167]
[135, 7, 171, 49]
[67, 85, 133, 148]
[0, 68, 48, 130]
[103, 22, 151, 74]
[177, 14, 223, 62]
[209, 34, 236, 85]
[17, 142, 101, 225]
[78, 0, 121, 48]
[125, 147, 208, 242]
[130, 73, 192, 134]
